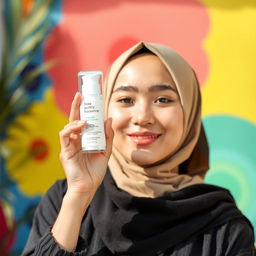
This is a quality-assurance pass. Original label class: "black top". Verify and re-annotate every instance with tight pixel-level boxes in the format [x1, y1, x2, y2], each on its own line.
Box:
[22, 170, 255, 256]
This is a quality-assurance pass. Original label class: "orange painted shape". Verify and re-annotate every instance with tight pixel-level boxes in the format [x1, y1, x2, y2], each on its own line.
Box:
[29, 138, 49, 161]
[23, 0, 34, 17]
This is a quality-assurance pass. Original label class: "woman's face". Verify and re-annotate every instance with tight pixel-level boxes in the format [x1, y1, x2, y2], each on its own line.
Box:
[108, 53, 184, 166]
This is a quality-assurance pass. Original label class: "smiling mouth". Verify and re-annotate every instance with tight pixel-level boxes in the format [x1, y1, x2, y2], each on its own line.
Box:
[127, 133, 161, 146]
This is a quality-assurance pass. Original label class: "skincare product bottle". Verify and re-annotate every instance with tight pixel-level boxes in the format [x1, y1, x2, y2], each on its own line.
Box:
[78, 71, 106, 152]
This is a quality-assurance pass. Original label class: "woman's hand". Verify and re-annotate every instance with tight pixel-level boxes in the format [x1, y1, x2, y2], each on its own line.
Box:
[52, 92, 113, 251]
[59, 92, 114, 197]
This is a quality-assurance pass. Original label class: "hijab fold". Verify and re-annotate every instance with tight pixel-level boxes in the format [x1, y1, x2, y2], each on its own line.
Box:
[90, 171, 246, 255]
[104, 41, 209, 198]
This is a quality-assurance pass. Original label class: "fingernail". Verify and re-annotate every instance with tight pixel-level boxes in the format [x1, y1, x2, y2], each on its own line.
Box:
[75, 91, 81, 98]
[77, 120, 85, 125]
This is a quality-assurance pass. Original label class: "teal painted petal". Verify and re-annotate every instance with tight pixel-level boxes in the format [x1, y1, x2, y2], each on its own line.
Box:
[203, 115, 256, 233]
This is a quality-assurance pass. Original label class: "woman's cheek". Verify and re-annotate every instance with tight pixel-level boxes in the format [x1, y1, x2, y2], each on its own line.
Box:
[157, 107, 183, 132]
[108, 107, 129, 131]
[109, 107, 123, 120]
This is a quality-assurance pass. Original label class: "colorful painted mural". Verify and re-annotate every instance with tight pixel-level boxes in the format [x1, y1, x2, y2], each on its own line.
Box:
[0, 0, 255, 254]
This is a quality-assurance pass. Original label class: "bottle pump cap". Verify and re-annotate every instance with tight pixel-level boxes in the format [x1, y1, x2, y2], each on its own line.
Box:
[81, 71, 102, 95]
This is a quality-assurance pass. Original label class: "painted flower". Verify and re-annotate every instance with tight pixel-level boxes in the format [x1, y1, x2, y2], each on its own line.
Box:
[3, 89, 68, 196]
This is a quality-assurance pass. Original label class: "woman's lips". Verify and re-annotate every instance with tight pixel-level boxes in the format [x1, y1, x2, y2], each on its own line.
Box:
[127, 132, 161, 146]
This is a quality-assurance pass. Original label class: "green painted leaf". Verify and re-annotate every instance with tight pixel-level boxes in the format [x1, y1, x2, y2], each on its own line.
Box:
[9, 0, 22, 42]
[20, 0, 53, 40]
[16, 24, 49, 57]
[6, 40, 42, 86]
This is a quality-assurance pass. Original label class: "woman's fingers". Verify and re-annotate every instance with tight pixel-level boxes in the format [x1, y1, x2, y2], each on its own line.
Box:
[104, 118, 114, 158]
[59, 121, 86, 148]
[69, 92, 82, 122]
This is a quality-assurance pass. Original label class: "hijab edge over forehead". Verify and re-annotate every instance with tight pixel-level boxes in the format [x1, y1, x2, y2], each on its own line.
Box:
[104, 41, 186, 112]
[104, 41, 199, 136]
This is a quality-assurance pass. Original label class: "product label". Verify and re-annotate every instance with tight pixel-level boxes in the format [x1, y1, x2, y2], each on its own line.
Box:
[80, 95, 106, 151]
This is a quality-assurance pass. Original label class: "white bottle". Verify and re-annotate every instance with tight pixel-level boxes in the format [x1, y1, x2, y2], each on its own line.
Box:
[78, 71, 106, 153]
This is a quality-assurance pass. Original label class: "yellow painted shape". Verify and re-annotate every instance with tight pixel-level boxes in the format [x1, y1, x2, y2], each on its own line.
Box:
[4, 89, 68, 195]
[200, 0, 256, 124]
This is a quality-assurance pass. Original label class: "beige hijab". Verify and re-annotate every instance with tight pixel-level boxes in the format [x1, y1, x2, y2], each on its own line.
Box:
[104, 41, 209, 198]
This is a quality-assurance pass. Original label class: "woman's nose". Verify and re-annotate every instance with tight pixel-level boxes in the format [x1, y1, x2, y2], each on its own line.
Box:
[132, 102, 155, 126]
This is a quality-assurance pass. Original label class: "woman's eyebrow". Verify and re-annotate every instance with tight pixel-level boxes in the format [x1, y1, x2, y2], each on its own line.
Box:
[149, 84, 177, 93]
[113, 84, 177, 93]
[113, 85, 138, 93]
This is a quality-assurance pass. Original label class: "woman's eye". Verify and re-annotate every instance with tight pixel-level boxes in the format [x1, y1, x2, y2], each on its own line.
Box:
[118, 97, 133, 104]
[154, 97, 172, 103]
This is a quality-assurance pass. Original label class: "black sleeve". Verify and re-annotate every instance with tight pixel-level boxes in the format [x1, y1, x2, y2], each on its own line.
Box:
[21, 180, 88, 256]
[225, 218, 256, 256]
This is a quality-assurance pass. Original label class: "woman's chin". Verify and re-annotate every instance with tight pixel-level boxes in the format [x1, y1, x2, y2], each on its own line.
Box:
[130, 150, 156, 166]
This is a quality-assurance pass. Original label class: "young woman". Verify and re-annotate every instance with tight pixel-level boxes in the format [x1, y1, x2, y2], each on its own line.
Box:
[22, 42, 255, 255]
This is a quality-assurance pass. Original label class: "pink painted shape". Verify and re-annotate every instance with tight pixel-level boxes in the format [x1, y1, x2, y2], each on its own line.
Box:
[45, 0, 209, 116]
[0, 204, 16, 255]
